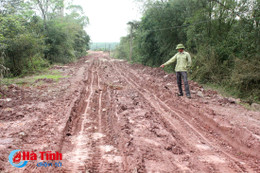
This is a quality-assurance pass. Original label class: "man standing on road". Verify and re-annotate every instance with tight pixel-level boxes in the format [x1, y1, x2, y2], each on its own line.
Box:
[160, 44, 192, 99]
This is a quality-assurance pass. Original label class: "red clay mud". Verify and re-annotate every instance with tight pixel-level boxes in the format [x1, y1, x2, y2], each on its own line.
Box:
[0, 51, 259, 173]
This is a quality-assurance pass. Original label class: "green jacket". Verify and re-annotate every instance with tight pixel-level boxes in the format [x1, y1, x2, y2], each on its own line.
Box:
[163, 51, 192, 72]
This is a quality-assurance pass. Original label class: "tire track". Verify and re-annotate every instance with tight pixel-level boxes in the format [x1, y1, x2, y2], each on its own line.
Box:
[59, 60, 96, 172]
[60, 56, 125, 172]
[86, 58, 124, 172]
[106, 89, 129, 172]
[87, 58, 105, 172]
[60, 58, 106, 172]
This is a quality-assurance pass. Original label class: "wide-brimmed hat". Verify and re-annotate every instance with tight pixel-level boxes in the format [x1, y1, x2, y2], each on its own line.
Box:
[176, 44, 185, 49]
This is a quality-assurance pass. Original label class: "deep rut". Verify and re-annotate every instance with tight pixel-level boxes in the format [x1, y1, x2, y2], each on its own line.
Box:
[60, 58, 124, 173]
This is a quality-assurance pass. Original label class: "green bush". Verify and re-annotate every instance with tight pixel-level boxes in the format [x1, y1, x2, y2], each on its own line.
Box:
[0, 1, 90, 77]
[231, 58, 260, 101]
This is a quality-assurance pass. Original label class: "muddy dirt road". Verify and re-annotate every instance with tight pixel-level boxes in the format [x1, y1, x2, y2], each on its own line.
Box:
[0, 51, 259, 172]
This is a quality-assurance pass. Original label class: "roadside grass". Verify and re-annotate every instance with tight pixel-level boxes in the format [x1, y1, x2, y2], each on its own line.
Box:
[202, 83, 259, 109]
[0, 68, 66, 87]
[202, 83, 236, 98]
[34, 74, 63, 81]
[34, 69, 64, 82]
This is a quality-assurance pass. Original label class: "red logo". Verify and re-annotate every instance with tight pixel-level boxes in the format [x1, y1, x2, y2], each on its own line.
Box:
[10, 150, 63, 168]
[13, 151, 62, 162]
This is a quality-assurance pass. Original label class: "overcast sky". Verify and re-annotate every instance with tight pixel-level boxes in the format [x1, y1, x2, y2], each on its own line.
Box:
[72, 0, 142, 43]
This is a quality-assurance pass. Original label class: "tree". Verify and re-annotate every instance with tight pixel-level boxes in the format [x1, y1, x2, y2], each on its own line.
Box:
[0, 0, 90, 77]
[127, 21, 139, 62]
[0, 0, 23, 14]
[31, 0, 64, 30]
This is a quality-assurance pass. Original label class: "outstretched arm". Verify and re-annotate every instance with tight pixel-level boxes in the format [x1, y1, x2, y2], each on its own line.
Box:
[160, 54, 177, 68]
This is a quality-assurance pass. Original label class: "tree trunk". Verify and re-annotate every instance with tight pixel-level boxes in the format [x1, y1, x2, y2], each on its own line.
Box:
[129, 28, 133, 62]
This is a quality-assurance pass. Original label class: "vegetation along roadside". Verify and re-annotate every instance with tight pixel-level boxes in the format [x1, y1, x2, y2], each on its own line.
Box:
[114, 0, 260, 103]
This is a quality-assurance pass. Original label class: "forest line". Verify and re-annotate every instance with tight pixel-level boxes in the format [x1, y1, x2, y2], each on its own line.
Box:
[114, 0, 260, 102]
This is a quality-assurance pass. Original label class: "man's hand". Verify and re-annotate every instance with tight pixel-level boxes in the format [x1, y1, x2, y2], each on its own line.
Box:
[160, 64, 165, 68]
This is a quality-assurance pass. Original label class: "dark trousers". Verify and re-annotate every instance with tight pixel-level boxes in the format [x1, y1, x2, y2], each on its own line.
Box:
[176, 71, 191, 96]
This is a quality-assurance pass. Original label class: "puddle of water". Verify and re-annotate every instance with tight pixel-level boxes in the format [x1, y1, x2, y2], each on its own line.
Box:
[100, 145, 116, 153]
[92, 133, 105, 140]
[196, 144, 211, 150]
